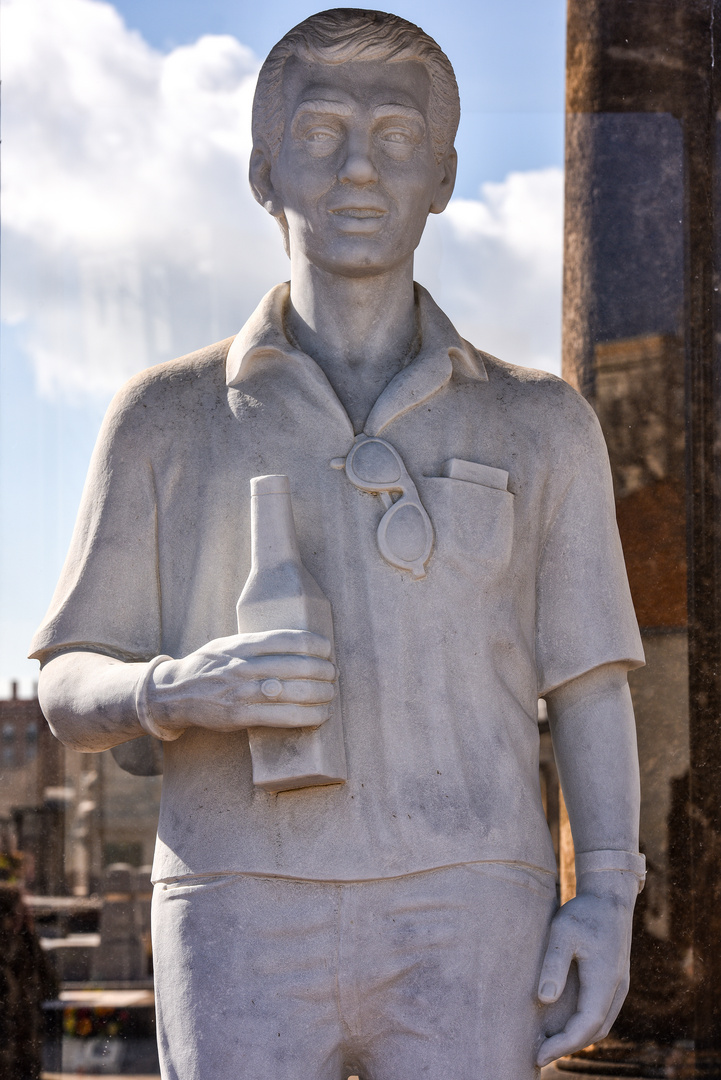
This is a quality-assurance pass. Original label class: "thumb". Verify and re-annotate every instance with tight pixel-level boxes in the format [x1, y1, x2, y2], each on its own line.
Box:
[538, 920, 575, 1004]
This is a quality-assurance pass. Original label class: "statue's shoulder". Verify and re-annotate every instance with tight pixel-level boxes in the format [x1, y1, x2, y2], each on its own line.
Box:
[99, 337, 234, 442]
[475, 351, 602, 444]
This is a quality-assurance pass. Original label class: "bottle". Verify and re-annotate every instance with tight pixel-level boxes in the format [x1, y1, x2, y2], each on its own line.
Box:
[236, 474, 347, 793]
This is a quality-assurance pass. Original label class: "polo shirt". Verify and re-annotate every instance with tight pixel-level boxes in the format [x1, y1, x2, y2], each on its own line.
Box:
[30, 283, 644, 883]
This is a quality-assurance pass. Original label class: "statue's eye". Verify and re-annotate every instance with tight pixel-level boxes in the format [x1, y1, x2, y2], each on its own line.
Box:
[376, 121, 423, 154]
[382, 129, 413, 144]
[306, 127, 340, 142]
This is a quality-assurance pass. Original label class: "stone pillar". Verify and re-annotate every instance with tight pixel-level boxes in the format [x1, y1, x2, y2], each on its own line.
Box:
[560, 1, 721, 1075]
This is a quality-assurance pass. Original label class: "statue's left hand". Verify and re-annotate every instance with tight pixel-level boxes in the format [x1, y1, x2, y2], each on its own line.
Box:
[535, 871, 637, 1068]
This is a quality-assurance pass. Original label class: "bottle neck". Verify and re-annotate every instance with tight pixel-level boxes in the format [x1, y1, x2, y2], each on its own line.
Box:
[250, 491, 301, 568]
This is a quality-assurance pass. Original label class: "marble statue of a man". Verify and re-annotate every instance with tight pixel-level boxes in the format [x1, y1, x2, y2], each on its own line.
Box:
[31, 9, 646, 1080]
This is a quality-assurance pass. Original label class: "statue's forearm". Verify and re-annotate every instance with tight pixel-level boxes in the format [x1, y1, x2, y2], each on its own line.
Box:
[546, 661, 641, 862]
[38, 631, 338, 752]
[38, 651, 147, 752]
[538, 663, 641, 1067]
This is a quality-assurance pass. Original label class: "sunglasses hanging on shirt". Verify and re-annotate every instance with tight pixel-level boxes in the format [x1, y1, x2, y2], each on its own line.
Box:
[331, 434, 434, 580]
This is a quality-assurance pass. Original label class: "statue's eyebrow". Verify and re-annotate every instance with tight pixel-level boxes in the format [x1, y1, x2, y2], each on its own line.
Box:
[292, 99, 354, 121]
[372, 104, 426, 127]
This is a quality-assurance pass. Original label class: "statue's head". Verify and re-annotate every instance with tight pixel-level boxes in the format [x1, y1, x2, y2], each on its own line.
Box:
[249, 8, 460, 271]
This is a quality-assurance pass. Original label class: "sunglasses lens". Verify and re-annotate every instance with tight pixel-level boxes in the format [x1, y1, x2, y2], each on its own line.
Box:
[351, 439, 401, 484]
[383, 502, 429, 563]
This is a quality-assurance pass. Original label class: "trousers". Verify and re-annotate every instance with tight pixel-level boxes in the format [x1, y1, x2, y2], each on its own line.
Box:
[152, 862, 573, 1080]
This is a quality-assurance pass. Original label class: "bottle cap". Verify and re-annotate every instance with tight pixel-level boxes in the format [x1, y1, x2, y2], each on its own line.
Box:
[251, 474, 290, 496]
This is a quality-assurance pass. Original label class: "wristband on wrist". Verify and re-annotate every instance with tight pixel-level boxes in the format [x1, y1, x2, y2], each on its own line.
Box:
[575, 849, 646, 893]
[136, 655, 184, 742]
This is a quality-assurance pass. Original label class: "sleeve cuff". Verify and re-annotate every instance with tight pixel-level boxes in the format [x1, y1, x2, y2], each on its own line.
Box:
[135, 655, 184, 742]
[575, 849, 647, 893]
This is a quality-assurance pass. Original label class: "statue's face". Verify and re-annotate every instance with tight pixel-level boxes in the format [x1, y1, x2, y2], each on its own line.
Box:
[264, 57, 455, 275]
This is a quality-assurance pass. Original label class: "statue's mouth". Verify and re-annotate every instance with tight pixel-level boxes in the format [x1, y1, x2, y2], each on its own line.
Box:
[330, 208, 386, 218]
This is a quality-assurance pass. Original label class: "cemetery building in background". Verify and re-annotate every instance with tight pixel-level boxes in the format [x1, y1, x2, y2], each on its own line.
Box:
[0, 684, 161, 1074]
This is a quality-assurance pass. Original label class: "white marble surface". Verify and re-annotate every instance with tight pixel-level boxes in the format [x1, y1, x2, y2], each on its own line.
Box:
[237, 473, 347, 791]
[32, 9, 645, 1077]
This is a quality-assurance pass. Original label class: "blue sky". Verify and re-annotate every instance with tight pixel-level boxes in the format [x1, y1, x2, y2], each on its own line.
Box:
[112, 0, 566, 193]
[1, 0, 566, 694]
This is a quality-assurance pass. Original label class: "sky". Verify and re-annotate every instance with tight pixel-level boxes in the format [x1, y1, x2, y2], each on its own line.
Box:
[1, 0, 566, 695]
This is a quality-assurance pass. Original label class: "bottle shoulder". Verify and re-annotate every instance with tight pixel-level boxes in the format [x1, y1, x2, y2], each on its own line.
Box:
[236, 565, 333, 638]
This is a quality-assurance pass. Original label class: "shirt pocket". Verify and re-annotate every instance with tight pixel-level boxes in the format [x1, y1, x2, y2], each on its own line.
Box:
[421, 476, 514, 577]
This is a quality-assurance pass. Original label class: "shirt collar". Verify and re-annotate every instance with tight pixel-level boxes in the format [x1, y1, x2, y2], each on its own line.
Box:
[226, 281, 488, 436]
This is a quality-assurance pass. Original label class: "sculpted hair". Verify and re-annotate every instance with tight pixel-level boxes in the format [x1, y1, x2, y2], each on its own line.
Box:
[252, 8, 461, 162]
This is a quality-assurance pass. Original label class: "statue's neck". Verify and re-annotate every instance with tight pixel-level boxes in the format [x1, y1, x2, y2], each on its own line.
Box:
[285, 257, 419, 432]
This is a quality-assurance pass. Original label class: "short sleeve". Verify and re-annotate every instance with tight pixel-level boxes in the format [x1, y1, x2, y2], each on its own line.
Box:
[29, 382, 162, 665]
[535, 397, 645, 696]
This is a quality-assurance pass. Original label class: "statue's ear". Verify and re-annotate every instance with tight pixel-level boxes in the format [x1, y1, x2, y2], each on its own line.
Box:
[249, 142, 283, 217]
[429, 147, 458, 215]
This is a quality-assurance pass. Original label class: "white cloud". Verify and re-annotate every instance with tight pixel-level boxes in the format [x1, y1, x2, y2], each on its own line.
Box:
[2, 0, 563, 401]
[415, 169, 564, 374]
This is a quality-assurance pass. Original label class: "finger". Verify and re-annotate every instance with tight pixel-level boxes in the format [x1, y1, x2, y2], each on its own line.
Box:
[593, 975, 629, 1042]
[239, 655, 337, 682]
[241, 702, 333, 728]
[249, 678, 336, 705]
[537, 923, 575, 1004]
[536, 970, 618, 1066]
[537, 1008, 608, 1068]
[232, 630, 332, 659]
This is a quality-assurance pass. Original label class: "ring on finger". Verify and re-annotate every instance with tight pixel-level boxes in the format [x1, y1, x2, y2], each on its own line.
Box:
[260, 678, 283, 699]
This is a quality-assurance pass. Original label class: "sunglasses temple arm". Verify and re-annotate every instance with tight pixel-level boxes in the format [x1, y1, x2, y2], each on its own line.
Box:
[379, 492, 393, 510]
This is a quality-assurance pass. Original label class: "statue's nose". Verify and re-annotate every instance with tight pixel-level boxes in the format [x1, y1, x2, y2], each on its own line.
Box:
[337, 133, 378, 185]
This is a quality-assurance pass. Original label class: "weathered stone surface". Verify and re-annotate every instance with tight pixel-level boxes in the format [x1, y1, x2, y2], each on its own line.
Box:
[31, 9, 645, 1077]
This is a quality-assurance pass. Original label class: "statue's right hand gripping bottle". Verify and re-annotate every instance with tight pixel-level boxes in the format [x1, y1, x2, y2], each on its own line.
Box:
[236, 474, 347, 793]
